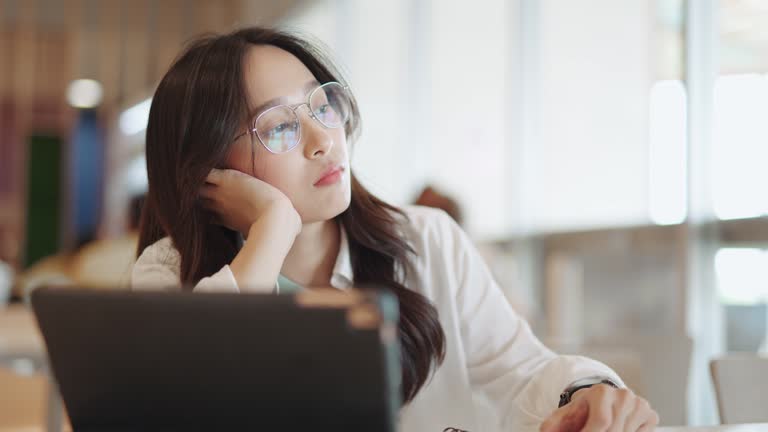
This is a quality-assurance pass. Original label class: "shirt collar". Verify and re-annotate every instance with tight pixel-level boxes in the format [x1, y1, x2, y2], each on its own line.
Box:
[330, 226, 353, 289]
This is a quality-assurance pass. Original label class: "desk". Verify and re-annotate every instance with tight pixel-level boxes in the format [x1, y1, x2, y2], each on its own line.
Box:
[2, 305, 765, 432]
[0, 304, 45, 365]
[0, 305, 63, 432]
[659, 424, 768, 431]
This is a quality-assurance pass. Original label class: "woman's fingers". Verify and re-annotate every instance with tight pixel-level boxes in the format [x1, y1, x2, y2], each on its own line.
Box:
[607, 389, 634, 432]
[205, 168, 224, 185]
[539, 402, 588, 432]
[624, 398, 656, 432]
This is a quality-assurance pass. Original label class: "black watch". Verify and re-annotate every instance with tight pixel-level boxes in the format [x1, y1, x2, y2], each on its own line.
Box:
[558, 377, 619, 408]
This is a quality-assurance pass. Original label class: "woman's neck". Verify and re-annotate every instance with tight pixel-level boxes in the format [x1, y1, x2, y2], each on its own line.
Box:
[281, 218, 340, 287]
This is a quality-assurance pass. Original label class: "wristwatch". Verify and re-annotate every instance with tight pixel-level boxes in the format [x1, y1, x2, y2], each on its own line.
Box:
[558, 376, 620, 408]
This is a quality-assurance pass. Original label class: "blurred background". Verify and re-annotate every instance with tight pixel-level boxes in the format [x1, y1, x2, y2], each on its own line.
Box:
[1, 0, 767, 430]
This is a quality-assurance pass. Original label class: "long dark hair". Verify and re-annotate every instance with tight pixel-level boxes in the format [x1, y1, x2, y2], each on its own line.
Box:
[137, 27, 445, 403]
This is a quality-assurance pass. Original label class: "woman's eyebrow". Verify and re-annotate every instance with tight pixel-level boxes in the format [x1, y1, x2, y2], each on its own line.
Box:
[249, 80, 321, 118]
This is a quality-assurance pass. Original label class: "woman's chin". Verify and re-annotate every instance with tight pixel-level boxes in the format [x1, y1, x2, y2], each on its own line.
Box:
[299, 197, 351, 224]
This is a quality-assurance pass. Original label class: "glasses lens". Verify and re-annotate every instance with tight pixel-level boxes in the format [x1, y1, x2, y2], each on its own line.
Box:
[255, 106, 300, 153]
[310, 82, 351, 128]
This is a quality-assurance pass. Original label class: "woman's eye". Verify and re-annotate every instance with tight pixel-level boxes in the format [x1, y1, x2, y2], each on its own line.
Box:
[269, 123, 290, 133]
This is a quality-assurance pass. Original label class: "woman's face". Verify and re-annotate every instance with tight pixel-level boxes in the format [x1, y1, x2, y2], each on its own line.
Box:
[226, 45, 351, 223]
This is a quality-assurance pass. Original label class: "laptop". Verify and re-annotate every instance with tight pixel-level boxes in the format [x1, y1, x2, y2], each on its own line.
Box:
[31, 287, 401, 431]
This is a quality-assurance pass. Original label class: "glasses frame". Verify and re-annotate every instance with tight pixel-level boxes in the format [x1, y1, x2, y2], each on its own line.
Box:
[233, 81, 351, 154]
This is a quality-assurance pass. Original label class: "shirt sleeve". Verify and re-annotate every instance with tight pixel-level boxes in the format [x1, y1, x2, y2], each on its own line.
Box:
[131, 239, 240, 293]
[440, 214, 623, 430]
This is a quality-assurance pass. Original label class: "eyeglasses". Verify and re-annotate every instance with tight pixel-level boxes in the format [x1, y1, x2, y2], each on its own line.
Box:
[233, 81, 352, 154]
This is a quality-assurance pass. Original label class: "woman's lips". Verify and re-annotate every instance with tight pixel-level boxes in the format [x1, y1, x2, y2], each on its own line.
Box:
[314, 166, 344, 186]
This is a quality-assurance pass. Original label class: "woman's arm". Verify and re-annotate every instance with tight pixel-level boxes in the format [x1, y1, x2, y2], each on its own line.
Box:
[132, 168, 301, 293]
[228, 201, 301, 291]
[200, 168, 302, 292]
[432, 212, 626, 430]
[131, 203, 299, 293]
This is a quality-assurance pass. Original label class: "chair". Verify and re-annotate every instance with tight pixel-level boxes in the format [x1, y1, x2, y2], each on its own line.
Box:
[710, 353, 768, 424]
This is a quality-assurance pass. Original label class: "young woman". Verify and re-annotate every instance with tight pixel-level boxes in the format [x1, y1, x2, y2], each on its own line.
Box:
[132, 27, 659, 432]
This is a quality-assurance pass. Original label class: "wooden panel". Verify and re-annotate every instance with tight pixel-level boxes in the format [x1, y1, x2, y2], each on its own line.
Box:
[180, 0, 199, 42]
[35, 30, 69, 103]
[0, 30, 11, 98]
[154, 0, 185, 80]
[99, 0, 123, 107]
[12, 1, 37, 108]
[121, 0, 150, 101]
[197, 0, 237, 33]
[37, 0, 67, 29]
[64, 0, 83, 89]
[0, 100, 17, 198]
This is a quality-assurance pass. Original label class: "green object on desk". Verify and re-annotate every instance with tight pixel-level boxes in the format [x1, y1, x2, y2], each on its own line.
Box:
[277, 274, 304, 294]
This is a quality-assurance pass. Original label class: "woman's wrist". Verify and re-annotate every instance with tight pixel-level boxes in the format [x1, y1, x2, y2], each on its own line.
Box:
[232, 201, 300, 292]
[559, 377, 620, 407]
[252, 200, 302, 238]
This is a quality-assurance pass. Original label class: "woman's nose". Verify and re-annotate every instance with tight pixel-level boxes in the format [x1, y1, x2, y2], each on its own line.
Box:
[300, 108, 334, 159]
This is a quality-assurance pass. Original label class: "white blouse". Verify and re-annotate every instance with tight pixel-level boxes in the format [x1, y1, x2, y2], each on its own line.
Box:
[131, 205, 622, 432]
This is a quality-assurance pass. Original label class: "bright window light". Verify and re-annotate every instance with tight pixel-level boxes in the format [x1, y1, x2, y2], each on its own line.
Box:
[712, 74, 768, 219]
[715, 248, 768, 305]
[649, 80, 688, 225]
[119, 98, 152, 135]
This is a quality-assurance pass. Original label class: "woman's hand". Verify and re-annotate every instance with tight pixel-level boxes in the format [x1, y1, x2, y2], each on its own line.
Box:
[540, 385, 659, 432]
[200, 168, 301, 236]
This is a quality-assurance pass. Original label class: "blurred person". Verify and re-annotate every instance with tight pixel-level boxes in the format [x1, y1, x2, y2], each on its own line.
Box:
[13, 194, 147, 298]
[131, 28, 658, 432]
[70, 194, 145, 288]
[414, 184, 463, 225]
